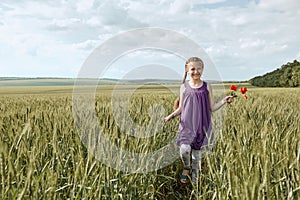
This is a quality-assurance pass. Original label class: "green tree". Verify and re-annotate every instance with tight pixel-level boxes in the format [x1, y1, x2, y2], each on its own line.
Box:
[250, 60, 300, 87]
[291, 67, 300, 87]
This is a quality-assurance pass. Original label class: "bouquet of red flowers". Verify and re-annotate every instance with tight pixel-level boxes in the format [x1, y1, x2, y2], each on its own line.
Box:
[230, 84, 248, 99]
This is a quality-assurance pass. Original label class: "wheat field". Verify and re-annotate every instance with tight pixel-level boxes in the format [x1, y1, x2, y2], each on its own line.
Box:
[0, 85, 299, 199]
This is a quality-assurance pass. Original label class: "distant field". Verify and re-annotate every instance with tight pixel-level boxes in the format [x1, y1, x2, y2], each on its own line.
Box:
[0, 78, 182, 87]
[0, 78, 252, 95]
[0, 82, 299, 199]
[0, 78, 118, 87]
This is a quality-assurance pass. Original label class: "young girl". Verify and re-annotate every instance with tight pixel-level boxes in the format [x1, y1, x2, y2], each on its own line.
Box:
[164, 57, 233, 184]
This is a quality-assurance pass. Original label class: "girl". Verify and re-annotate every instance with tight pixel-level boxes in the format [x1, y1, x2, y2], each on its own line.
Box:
[164, 57, 233, 184]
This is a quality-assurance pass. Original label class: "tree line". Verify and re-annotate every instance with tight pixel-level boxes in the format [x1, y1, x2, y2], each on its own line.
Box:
[250, 60, 300, 87]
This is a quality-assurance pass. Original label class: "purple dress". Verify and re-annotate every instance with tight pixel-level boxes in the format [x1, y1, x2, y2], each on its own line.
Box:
[176, 81, 212, 150]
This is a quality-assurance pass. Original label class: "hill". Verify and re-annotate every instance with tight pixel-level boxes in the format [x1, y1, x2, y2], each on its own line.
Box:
[250, 60, 300, 87]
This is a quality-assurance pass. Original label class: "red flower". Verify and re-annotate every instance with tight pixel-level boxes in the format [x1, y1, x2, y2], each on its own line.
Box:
[240, 87, 247, 94]
[228, 85, 249, 100]
[230, 84, 238, 91]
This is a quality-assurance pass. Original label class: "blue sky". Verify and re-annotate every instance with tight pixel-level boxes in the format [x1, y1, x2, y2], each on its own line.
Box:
[0, 0, 300, 81]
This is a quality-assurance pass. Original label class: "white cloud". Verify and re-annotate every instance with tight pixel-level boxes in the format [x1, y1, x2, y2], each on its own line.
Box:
[73, 39, 100, 51]
[76, 0, 95, 13]
[168, 0, 192, 15]
[96, 1, 147, 28]
[239, 38, 266, 50]
[257, 0, 300, 13]
[85, 16, 101, 27]
[231, 16, 247, 26]
[191, 0, 227, 4]
[47, 18, 81, 31]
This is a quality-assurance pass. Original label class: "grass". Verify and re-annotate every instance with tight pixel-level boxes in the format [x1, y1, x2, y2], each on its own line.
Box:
[0, 84, 299, 199]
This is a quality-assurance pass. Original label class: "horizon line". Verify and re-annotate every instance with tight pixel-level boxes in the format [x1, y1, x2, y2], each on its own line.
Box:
[0, 76, 249, 82]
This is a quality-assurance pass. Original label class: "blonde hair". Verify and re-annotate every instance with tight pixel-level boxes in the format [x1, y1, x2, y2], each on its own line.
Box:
[174, 57, 204, 110]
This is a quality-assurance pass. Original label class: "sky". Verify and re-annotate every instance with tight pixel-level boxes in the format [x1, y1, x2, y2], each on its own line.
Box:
[0, 0, 300, 81]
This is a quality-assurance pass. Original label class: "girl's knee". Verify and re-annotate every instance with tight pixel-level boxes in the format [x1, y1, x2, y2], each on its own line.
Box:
[192, 150, 201, 160]
[192, 150, 203, 170]
[180, 144, 191, 156]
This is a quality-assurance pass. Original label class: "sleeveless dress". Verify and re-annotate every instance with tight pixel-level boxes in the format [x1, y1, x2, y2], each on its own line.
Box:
[176, 81, 212, 150]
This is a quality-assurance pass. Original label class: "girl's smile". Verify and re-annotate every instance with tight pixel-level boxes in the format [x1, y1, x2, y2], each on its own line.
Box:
[186, 62, 203, 80]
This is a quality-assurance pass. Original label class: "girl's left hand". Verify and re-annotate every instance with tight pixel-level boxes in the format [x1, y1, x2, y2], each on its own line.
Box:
[224, 96, 234, 104]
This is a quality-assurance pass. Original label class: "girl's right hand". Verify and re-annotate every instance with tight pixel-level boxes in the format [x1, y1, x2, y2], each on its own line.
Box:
[163, 115, 173, 123]
[163, 117, 170, 123]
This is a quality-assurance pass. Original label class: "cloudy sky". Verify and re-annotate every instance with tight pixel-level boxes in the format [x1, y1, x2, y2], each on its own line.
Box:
[0, 0, 300, 81]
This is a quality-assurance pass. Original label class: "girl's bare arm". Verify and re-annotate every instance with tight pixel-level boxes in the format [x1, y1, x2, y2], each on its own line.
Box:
[164, 84, 185, 122]
[207, 83, 232, 112]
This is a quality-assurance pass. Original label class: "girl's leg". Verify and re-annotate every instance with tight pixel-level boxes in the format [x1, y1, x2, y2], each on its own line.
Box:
[179, 144, 191, 183]
[180, 144, 191, 168]
[191, 149, 202, 184]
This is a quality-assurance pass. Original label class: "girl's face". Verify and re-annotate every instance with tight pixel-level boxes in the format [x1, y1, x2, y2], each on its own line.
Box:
[186, 61, 203, 80]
